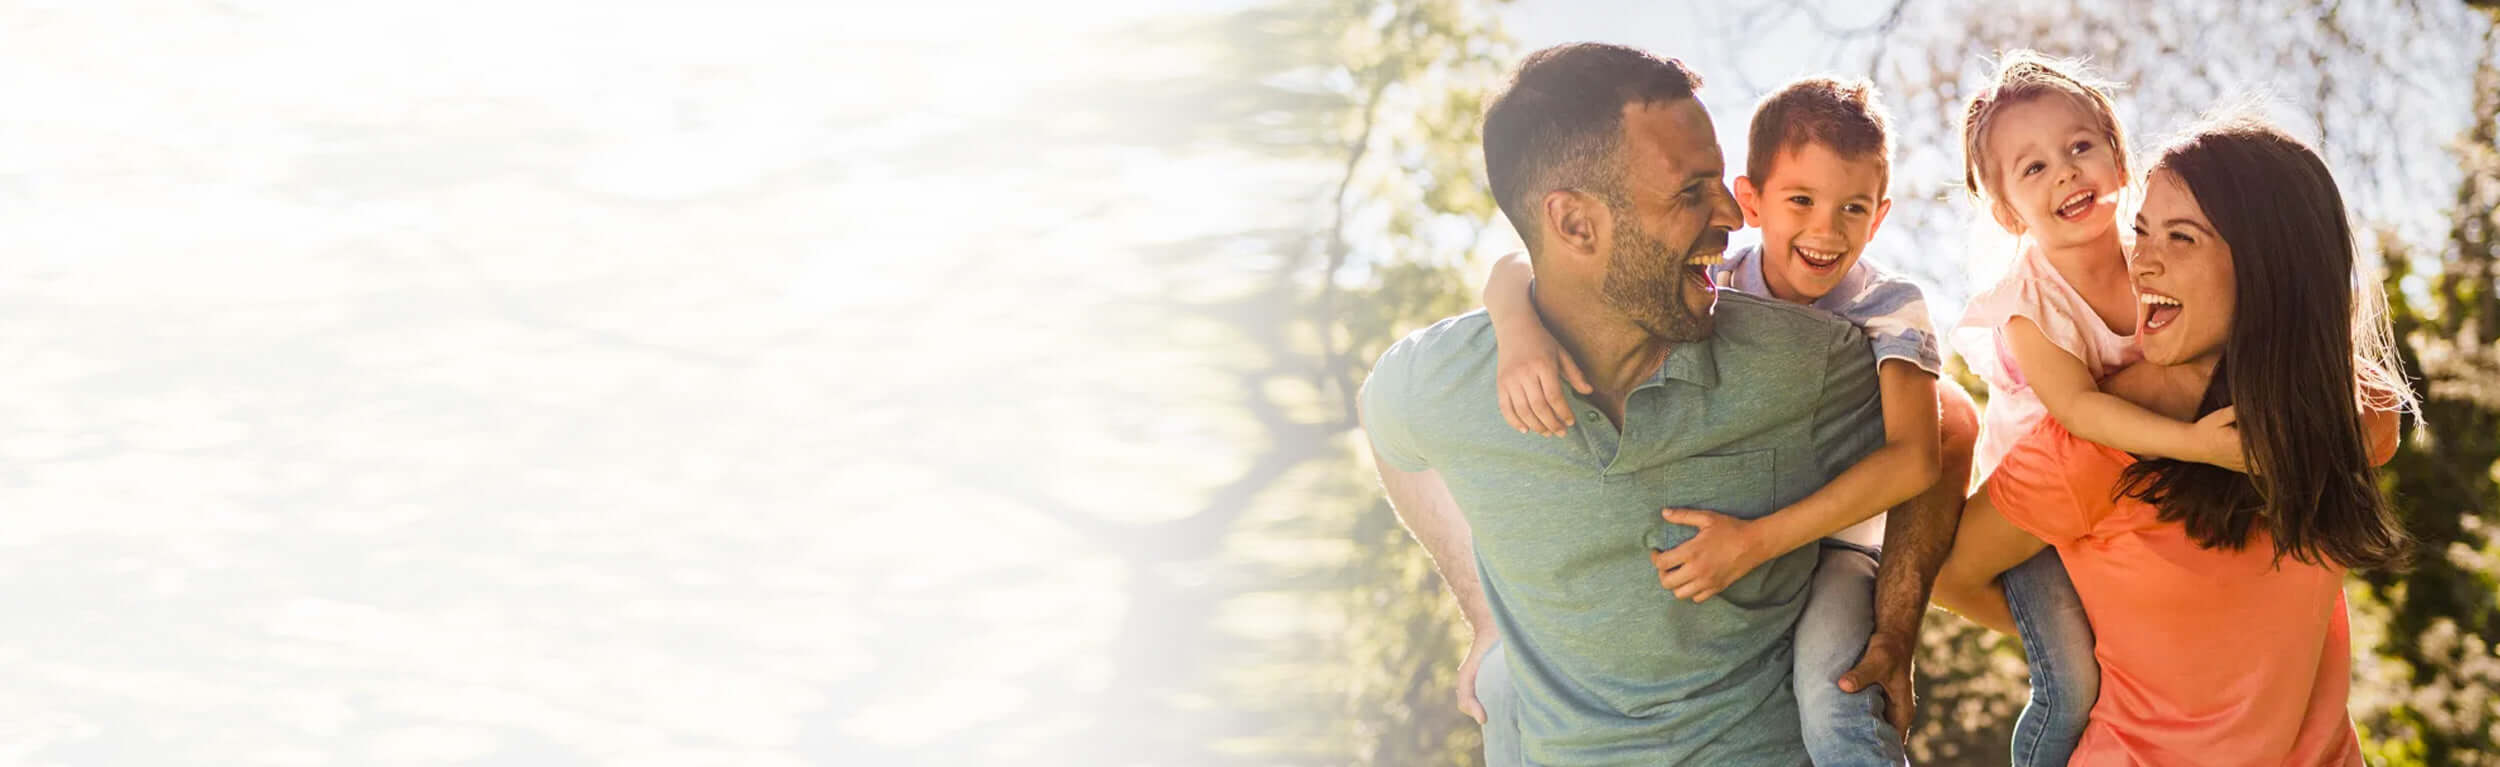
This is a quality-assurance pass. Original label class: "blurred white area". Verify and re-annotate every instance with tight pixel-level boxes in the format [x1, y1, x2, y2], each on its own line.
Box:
[0, 1, 1279, 764]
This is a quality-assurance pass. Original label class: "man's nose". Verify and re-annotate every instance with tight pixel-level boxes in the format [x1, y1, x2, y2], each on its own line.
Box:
[1707, 182, 1741, 231]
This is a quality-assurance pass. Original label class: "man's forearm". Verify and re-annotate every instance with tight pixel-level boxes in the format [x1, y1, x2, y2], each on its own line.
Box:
[1870, 485, 1960, 646]
[1378, 461, 1497, 636]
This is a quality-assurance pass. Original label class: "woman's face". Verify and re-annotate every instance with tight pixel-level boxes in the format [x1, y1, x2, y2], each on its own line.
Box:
[2129, 168, 2237, 367]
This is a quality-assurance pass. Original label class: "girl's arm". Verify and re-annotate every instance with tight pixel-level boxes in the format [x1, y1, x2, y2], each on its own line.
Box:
[1929, 485, 2048, 635]
[1653, 361, 1942, 601]
[1482, 252, 1589, 437]
[2006, 317, 2243, 471]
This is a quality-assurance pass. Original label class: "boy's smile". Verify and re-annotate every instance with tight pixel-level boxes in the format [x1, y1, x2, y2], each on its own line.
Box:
[1734, 143, 1892, 304]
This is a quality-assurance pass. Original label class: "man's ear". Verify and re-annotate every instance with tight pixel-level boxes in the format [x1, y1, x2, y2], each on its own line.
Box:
[1733, 176, 1765, 228]
[1989, 198, 2025, 236]
[1540, 188, 1603, 259]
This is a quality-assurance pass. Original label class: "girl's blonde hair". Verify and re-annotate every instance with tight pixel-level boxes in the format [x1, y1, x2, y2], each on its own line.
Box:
[1960, 50, 2129, 208]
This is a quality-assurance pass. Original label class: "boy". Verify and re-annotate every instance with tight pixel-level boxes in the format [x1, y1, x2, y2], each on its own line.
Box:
[1480, 76, 1977, 764]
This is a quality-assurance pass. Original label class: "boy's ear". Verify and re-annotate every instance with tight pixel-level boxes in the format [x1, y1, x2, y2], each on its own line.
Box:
[1989, 198, 2026, 236]
[1733, 175, 1764, 227]
[1541, 188, 1604, 260]
[1867, 196, 1894, 240]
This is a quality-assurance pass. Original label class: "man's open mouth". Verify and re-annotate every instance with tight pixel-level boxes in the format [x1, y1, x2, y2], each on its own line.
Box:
[1793, 244, 1844, 272]
[1686, 251, 1723, 293]
[2055, 190, 2098, 222]
[2139, 288, 2184, 333]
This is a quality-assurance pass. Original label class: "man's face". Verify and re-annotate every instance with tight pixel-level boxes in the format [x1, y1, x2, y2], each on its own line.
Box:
[1598, 99, 1742, 342]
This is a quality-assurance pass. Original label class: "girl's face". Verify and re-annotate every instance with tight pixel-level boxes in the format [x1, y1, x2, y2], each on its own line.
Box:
[1983, 97, 2125, 248]
[2129, 168, 2236, 366]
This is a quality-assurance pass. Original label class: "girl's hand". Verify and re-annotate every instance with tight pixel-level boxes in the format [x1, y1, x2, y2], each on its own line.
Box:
[2192, 406, 2249, 473]
[1649, 508, 1774, 603]
[1495, 319, 1592, 437]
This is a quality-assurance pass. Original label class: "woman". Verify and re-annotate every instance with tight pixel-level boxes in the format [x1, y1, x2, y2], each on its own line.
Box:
[1931, 117, 2413, 766]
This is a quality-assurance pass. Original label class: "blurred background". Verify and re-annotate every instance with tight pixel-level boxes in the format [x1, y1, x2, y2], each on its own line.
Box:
[2, 0, 2494, 765]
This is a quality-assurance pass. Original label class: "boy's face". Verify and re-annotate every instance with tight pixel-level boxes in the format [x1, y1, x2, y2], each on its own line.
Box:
[1983, 97, 2125, 248]
[1734, 142, 1891, 304]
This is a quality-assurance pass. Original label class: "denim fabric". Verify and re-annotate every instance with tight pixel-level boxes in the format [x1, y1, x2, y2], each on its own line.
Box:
[2002, 549, 2098, 767]
[1792, 544, 1906, 767]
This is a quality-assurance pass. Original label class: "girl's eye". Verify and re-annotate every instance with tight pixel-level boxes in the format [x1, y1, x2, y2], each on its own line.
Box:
[2072, 140, 2093, 154]
[2022, 162, 2045, 177]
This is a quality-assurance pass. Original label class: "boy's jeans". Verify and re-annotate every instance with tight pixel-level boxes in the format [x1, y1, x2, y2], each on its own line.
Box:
[2002, 548, 2098, 767]
[1795, 542, 1905, 767]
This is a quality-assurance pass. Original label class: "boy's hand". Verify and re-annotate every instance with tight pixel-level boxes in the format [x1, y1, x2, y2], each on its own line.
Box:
[1495, 318, 1592, 438]
[2191, 406, 2248, 473]
[1650, 509, 1774, 602]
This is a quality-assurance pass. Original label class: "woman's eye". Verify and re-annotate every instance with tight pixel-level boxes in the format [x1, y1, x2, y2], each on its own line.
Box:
[2169, 232, 2193, 244]
[2132, 225, 2148, 237]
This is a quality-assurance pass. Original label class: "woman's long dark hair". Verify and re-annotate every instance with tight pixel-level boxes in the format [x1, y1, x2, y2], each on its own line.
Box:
[2115, 118, 2410, 571]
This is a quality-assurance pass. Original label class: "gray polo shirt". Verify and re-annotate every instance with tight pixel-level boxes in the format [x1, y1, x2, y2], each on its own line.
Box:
[1361, 292, 1884, 766]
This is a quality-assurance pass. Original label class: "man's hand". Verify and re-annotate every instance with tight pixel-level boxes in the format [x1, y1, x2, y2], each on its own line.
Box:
[1650, 509, 1775, 602]
[1836, 631, 1917, 747]
[1457, 630, 1500, 724]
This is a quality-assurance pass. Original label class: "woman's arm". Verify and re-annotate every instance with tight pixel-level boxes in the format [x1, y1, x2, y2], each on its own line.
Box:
[2007, 318, 2243, 471]
[1930, 484, 2049, 635]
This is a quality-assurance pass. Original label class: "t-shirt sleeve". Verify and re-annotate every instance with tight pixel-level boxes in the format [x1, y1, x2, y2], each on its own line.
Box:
[1985, 417, 2127, 546]
[1359, 335, 1429, 472]
[1809, 319, 1887, 480]
[1844, 274, 1943, 376]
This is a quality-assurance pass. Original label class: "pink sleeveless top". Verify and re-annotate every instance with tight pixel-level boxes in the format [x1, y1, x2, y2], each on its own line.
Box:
[1954, 242, 2140, 483]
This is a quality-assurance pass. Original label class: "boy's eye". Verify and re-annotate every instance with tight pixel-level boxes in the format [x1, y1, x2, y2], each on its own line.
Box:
[1842, 203, 1867, 215]
[1786, 195, 1812, 206]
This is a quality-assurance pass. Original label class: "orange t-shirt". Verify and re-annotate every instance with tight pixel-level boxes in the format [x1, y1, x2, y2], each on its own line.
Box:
[1987, 419, 2364, 767]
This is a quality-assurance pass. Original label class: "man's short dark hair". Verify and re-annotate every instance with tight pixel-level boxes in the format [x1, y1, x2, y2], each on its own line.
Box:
[1745, 76, 1892, 188]
[1482, 43, 1702, 250]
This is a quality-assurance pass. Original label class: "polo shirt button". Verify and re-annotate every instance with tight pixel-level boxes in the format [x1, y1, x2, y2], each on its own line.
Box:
[1585, 411, 1599, 420]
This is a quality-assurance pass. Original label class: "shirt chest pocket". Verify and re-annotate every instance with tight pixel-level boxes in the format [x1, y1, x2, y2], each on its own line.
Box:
[1633, 448, 1811, 609]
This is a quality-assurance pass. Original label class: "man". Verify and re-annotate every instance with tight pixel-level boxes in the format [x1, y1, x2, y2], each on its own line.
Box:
[1359, 43, 1956, 765]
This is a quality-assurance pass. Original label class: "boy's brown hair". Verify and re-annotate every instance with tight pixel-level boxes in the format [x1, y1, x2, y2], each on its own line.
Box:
[1960, 50, 2128, 205]
[1745, 76, 1892, 188]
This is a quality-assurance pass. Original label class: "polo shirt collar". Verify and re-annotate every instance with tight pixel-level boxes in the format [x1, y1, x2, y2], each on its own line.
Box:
[1649, 334, 1720, 389]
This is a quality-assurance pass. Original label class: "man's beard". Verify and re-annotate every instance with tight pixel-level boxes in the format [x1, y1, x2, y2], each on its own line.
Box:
[1599, 212, 1718, 343]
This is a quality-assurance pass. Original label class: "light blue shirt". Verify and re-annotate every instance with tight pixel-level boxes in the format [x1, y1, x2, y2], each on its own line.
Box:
[1715, 245, 1942, 376]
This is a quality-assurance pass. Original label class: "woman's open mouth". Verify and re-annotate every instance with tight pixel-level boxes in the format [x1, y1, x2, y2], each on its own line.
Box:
[1792, 244, 1844, 272]
[2139, 289, 2184, 334]
[2054, 190, 2099, 222]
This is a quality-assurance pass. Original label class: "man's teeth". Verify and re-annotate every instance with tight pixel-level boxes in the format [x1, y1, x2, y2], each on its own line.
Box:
[1690, 252, 1724, 266]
